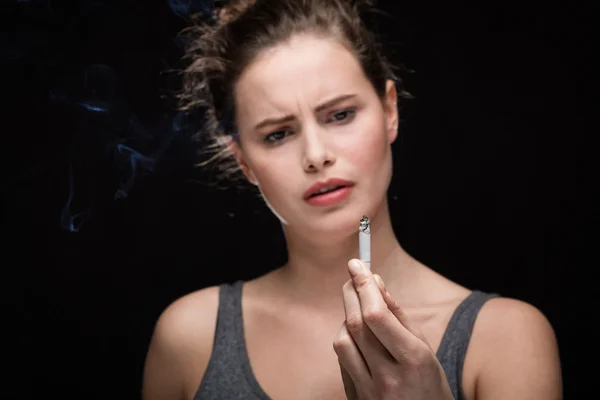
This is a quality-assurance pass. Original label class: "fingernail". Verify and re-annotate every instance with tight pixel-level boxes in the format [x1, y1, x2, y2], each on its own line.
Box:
[348, 259, 363, 276]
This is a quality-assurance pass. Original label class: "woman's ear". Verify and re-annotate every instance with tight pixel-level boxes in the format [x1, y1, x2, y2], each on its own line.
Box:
[227, 138, 258, 185]
[384, 80, 399, 143]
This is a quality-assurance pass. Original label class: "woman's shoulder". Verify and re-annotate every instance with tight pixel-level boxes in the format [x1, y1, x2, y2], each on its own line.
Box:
[465, 295, 562, 397]
[428, 269, 558, 366]
[159, 285, 220, 330]
[143, 285, 222, 400]
[423, 268, 561, 397]
[152, 285, 223, 358]
[471, 295, 558, 352]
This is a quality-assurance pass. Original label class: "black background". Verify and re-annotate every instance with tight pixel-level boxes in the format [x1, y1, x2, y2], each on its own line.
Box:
[4, 0, 589, 398]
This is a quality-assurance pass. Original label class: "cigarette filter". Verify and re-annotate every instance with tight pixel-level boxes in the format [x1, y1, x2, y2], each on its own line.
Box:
[359, 215, 371, 269]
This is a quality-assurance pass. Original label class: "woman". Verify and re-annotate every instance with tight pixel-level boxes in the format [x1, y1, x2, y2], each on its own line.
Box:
[143, 0, 562, 399]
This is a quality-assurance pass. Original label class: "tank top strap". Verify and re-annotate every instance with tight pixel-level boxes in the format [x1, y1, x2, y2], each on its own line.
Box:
[436, 290, 501, 400]
[211, 280, 245, 354]
[195, 279, 271, 399]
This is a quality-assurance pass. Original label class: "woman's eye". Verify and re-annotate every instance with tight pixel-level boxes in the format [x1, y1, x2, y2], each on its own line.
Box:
[262, 109, 356, 145]
[328, 108, 356, 123]
[264, 130, 290, 144]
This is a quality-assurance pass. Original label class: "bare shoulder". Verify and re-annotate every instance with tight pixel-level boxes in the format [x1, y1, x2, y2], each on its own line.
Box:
[142, 285, 221, 400]
[468, 296, 563, 399]
[153, 285, 221, 349]
[473, 297, 560, 362]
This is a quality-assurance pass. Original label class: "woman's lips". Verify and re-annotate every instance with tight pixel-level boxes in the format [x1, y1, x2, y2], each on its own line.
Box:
[305, 186, 353, 206]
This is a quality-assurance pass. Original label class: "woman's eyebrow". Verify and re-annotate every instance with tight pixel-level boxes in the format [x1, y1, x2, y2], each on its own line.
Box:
[253, 93, 357, 131]
[315, 93, 357, 112]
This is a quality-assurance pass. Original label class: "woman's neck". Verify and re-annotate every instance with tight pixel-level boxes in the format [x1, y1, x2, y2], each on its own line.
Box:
[267, 204, 419, 313]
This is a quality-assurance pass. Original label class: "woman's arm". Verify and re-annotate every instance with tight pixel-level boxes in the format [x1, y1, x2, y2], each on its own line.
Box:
[142, 307, 187, 400]
[472, 298, 562, 399]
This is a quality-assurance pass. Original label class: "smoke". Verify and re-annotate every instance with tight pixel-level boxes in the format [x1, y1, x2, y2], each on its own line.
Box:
[4, 0, 234, 232]
[113, 144, 157, 200]
[49, 61, 178, 230]
[7, 0, 211, 233]
[167, 0, 217, 20]
[59, 163, 91, 233]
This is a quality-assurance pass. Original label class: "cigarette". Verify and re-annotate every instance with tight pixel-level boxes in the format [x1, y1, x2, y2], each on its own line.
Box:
[359, 215, 371, 269]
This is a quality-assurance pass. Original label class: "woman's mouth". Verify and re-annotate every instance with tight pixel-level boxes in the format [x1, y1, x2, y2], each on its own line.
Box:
[305, 186, 353, 206]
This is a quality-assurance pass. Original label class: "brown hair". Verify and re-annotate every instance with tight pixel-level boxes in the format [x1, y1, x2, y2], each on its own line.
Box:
[177, 0, 411, 183]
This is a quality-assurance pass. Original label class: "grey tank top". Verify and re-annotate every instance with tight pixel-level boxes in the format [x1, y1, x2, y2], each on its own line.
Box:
[194, 280, 499, 400]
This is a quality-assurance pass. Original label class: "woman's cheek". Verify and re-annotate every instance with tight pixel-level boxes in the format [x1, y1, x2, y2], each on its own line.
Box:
[255, 162, 296, 204]
[343, 120, 386, 169]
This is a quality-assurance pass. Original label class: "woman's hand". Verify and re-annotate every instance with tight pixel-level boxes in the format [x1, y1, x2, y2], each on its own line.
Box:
[333, 259, 455, 400]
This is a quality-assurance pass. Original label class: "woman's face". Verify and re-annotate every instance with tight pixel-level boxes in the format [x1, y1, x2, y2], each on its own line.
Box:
[231, 34, 398, 235]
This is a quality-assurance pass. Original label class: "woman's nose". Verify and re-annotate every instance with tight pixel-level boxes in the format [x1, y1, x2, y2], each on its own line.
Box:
[301, 124, 336, 172]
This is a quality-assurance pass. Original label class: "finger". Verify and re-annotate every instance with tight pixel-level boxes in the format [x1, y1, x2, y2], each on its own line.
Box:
[342, 278, 395, 375]
[372, 274, 408, 327]
[372, 274, 428, 347]
[348, 259, 421, 360]
[333, 320, 372, 391]
[338, 358, 358, 400]
[373, 274, 386, 294]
